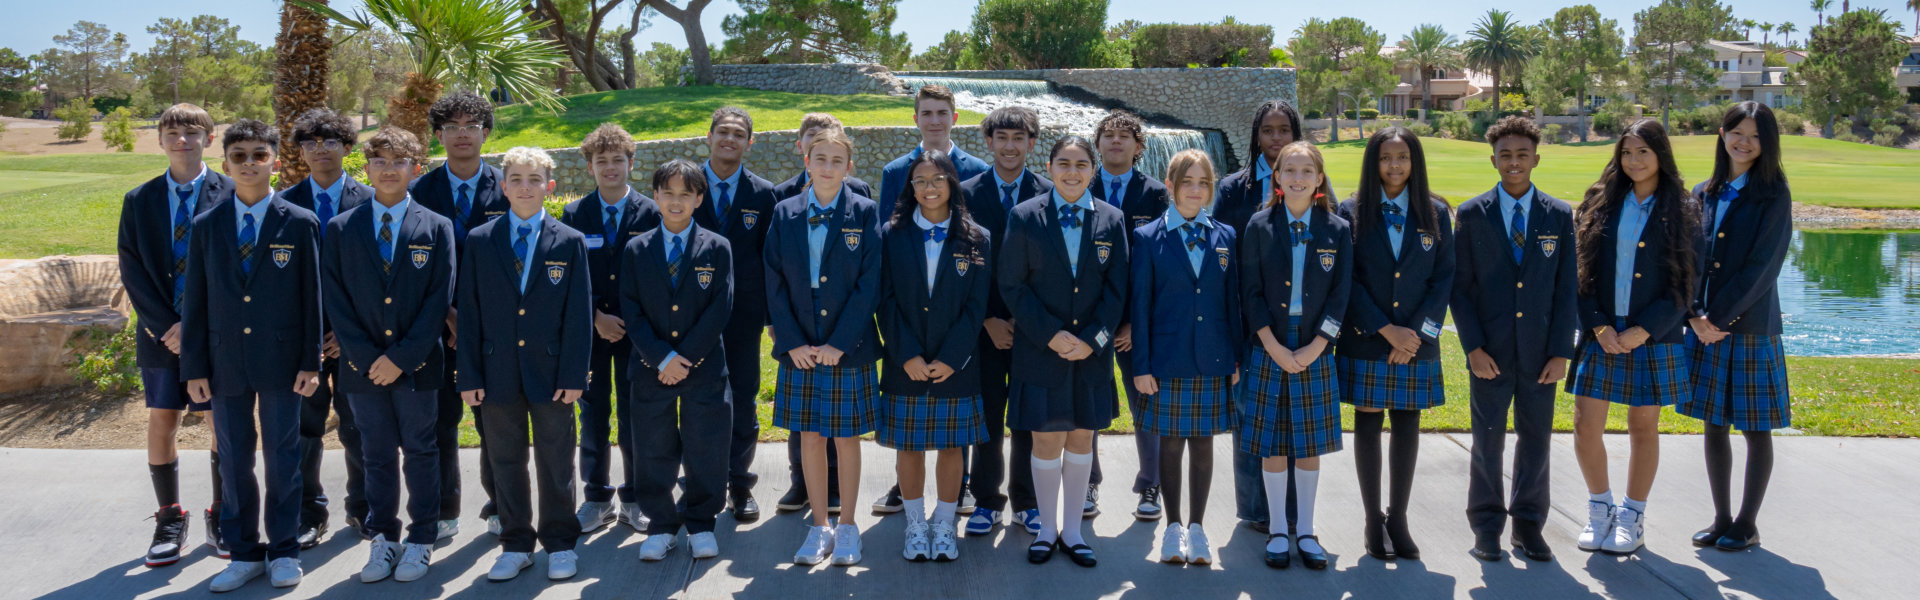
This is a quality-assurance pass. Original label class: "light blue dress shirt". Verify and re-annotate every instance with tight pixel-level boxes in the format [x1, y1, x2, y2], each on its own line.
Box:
[1497, 184, 1535, 237]
[806, 187, 841, 289]
[311, 175, 347, 210]
[598, 185, 630, 229]
[1051, 191, 1095, 276]
[1254, 158, 1274, 207]
[1614, 191, 1657, 317]
[705, 161, 743, 220]
[1163, 208, 1211, 276]
[166, 164, 209, 223]
[446, 165, 482, 197]
[1712, 172, 1747, 235]
[1099, 168, 1132, 207]
[912, 208, 949, 292]
[234, 195, 272, 238]
[1382, 188, 1410, 259]
[1285, 208, 1309, 316]
[370, 195, 413, 262]
[506, 210, 544, 293]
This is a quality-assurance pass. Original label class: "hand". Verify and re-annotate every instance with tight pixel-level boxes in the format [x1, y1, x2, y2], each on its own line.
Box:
[461, 389, 485, 406]
[1537, 357, 1569, 385]
[925, 360, 955, 383]
[660, 355, 693, 385]
[1290, 345, 1324, 373]
[1133, 374, 1159, 396]
[1047, 331, 1079, 355]
[1690, 316, 1728, 345]
[903, 356, 930, 381]
[186, 378, 211, 404]
[553, 389, 582, 404]
[1593, 326, 1626, 354]
[322, 332, 339, 359]
[1231, 370, 1241, 386]
[368, 356, 403, 386]
[1063, 341, 1094, 361]
[1379, 324, 1422, 355]
[816, 345, 845, 367]
[1467, 348, 1502, 380]
[788, 346, 819, 370]
[593, 311, 627, 342]
[1114, 324, 1133, 352]
[162, 323, 182, 354]
[1264, 343, 1302, 373]
[1616, 326, 1650, 352]
[444, 310, 458, 349]
[1387, 347, 1416, 365]
[983, 318, 1015, 350]
[294, 371, 320, 397]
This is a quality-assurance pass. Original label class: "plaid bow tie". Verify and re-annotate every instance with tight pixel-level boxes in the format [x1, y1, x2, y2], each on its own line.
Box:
[1290, 221, 1308, 247]
[1182, 222, 1208, 250]
[1059, 204, 1083, 229]
[808, 205, 831, 228]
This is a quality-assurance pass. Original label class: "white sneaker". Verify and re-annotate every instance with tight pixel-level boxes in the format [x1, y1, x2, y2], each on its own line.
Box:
[901, 520, 931, 561]
[268, 557, 303, 588]
[578, 501, 616, 533]
[208, 560, 265, 592]
[359, 535, 399, 583]
[487, 552, 532, 582]
[637, 533, 676, 561]
[1083, 484, 1100, 517]
[547, 550, 579, 580]
[1603, 506, 1647, 555]
[393, 543, 432, 582]
[1579, 500, 1616, 551]
[793, 525, 835, 565]
[929, 520, 959, 561]
[831, 524, 864, 566]
[619, 501, 649, 533]
[1161, 523, 1188, 564]
[689, 532, 719, 559]
[486, 516, 502, 536]
[436, 519, 459, 541]
[1187, 527, 1213, 566]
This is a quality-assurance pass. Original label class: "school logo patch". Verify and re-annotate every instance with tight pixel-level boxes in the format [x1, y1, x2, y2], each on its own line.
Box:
[272, 248, 291, 269]
[547, 264, 565, 285]
[741, 211, 758, 230]
[842, 230, 861, 251]
[695, 266, 715, 290]
[1540, 237, 1558, 258]
[411, 249, 429, 269]
[1319, 251, 1336, 272]
[1133, 216, 1153, 230]
[955, 257, 970, 277]
[1216, 247, 1230, 272]
[1095, 240, 1112, 264]
[1420, 232, 1435, 252]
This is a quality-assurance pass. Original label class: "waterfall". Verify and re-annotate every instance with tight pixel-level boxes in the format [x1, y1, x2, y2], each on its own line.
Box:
[895, 76, 1053, 98]
[1137, 129, 1231, 188]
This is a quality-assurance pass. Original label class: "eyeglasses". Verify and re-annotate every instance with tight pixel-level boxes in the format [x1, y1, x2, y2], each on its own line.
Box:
[439, 123, 485, 135]
[299, 139, 345, 153]
[910, 175, 950, 190]
[226, 150, 273, 165]
[366, 158, 414, 170]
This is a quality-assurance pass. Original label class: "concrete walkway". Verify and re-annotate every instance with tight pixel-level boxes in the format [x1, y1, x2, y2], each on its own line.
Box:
[1, 433, 1906, 599]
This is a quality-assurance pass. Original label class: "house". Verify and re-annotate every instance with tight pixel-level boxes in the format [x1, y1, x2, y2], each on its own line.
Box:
[1900, 36, 1920, 105]
[1375, 46, 1492, 115]
[1690, 40, 1801, 108]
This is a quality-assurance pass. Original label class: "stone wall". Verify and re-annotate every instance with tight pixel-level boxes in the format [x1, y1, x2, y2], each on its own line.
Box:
[711, 63, 905, 96]
[0, 256, 129, 395]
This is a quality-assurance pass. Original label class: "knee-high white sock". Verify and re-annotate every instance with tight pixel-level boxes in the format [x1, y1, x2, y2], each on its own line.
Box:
[1294, 467, 1323, 554]
[903, 497, 926, 523]
[1262, 468, 1289, 553]
[1032, 455, 1063, 544]
[1060, 451, 1094, 547]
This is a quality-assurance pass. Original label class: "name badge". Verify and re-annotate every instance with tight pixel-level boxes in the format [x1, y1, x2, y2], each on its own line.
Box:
[1421, 319, 1442, 338]
[584, 234, 604, 249]
[1320, 316, 1342, 338]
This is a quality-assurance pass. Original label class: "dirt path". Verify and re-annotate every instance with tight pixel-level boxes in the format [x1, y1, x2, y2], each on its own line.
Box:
[0, 385, 345, 449]
[0, 116, 233, 156]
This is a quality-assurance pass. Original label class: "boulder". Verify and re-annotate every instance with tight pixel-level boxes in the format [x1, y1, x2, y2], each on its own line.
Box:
[0, 255, 129, 395]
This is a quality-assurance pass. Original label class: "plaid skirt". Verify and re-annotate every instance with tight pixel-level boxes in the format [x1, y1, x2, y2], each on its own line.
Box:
[877, 394, 989, 451]
[1236, 349, 1343, 459]
[1678, 333, 1792, 431]
[1141, 376, 1237, 438]
[1569, 339, 1689, 407]
[773, 363, 880, 437]
[1338, 357, 1445, 410]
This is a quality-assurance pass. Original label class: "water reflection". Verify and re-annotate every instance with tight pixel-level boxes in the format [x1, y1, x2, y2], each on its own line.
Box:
[1780, 229, 1920, 356]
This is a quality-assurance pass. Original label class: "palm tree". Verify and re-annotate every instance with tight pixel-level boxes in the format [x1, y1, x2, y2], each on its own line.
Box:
[1761, 22, 1775, 47]
[1779, 22, 1797, 47]
[1741, 19, 1757, 40]
[1463, 9, 1535, 115]
[275, 1, 333, 189]
[290, 0, 565, 146]
[1812, 0, 1832, 26]
[1398, 24, 1461, 117]
[1907, 0, 1918, 35]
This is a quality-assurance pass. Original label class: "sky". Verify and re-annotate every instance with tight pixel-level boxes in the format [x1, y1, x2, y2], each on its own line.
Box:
[3, 0, 1909, 59]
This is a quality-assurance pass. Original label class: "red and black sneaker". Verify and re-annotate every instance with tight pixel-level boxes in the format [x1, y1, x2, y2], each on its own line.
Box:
[204, 507, 230, 558]
[145, 505, 190, 568]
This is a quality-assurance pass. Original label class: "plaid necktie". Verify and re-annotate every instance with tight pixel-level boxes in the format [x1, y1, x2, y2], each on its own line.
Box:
[808, 205, 831, 229]
[378, 213, 395, 275]
[314, 191, 334, 242]
[1060, 204, 1083, 229]
[604, 204, 620, 238]
[1291, 221, 1308, 247]
[1510, 203, 1527, 264]
[666, 235, 684, 286]
[171, 186, 193, 310]
[238, 212, 257, 278]
[513, 224, 531, 292]
[1000, 183, 1018, 213]
[454, 182, 472, 243]
[1382, 202, 1406, 235]
[715, 181, 732, 221]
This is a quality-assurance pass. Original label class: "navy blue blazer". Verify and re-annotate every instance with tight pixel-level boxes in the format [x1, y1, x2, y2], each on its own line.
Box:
[278, 175, 373, 334]
[560, 188, 661, 319]
[1577, 195, 1694, 344]
[1128, 216, 1242, 378]
[320, 201, 456, 393]
[455, 215, 593, 402]
[410, 162, 508, 241]
[180, 198, 323, 396]
[879, 146, 992, 219]
[1335, 196, 1456, 361]
[773, 172, 871, 204]
[960, 169, 1053, 321]
[879, 219, 991, 397]
[117, 170, 233, 369]
[996, 194, 1130, 387]
[1240, 204, 1353, 349]
[1450, 188, 1580, 372]
[763, 190, 885, 367]
[1089, 170, 1170, 234]
[693, 167, 778, 328]
[620, 223, 733, 390]
[1212, 169, 1264, 239]
[1692, 181, 1791, 335]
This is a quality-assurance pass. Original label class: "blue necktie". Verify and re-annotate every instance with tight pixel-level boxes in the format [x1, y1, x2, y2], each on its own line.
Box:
[1183, 222, 1206, 251]
[1107, 178, 1124, 206]
[238, 212, 257, 278]
[1000, 183, 1018, 213]
[925, 224, 948, 244]
[378, 213, 395, 275]
[715, 181, 732, 221]
[513, 224, 531, 292]
[1291, 221, 1308, 247]
[454, 182, 472, 243]
[666, 235, 683, 286]
[1510, 203, 1527, 264]
[1383, 202, 1406, 235]
[314, 190, 334, 242]
[808, 205, 831, 229]
[604, 205, 620, 238]
[1059, 204, 1082, 229]
[172, 186, 193, 310]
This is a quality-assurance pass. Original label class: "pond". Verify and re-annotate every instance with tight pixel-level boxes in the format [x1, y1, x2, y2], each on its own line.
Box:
[1782, 228, 1920, 356]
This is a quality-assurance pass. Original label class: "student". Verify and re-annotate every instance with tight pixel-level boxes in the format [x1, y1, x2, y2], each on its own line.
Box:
[766, 126, 884, 566]
[623, 159, 734, 562]
[1092, 109, 1169, 521]
[695, 106, 779, 521]
[1238, 141, 1351, 571]
[323, 127, 454, 584]
[1680, 101, 1793, 553]
[275, 107, 374, 547]
[877, 84, 991, 221]
[1213, 99, 1306, 534]
[182, 119, 322, 592]
[997, 135, 1128, 568]
[559, 123, 661, 535]
[409, 91, 507, 538]
[1569, 119, 1700, 556]
[1130, 149, 1240, 566]
[879, 150, 992, 562]
[118, 102, 231, 568]
[1453, 116, 1578, 563]
[958, 106, 1053, 536]
[1335, 126, 1454, 562]
[774, 113, 873, 200]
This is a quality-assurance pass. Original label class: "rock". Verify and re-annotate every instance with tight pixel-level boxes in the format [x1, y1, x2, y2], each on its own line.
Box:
[0, 256, 130, 395]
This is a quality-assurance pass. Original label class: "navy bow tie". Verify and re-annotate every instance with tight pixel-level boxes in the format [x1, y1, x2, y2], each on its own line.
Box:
[1059, 204, 1083, 229]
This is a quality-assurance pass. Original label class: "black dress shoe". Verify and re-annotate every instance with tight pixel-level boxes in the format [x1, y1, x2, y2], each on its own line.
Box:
[776, 487, 807, 512]
[1511, 532, 1554, 562]
[1693, 518, 1732, 547]
[1066, 542, 1098, 567]
[1028, 539, 1056, 564]
[732, 494, 761, 522]
[343, 515, 371, 540]
[1364, 512, 1393, 560]
[1715, 523, 1760, 551]
[297, 521, 328, 550]
[1297, 535, 1329, 570]
[1263, 534, 1290, 569]
[1470, 534, 1504, 562]
[1246, 519, 1270, 534]
[1384, 513, 1420, 560]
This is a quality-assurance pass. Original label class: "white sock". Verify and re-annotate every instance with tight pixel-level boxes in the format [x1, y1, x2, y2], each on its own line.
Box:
[1262, 469, 1289, 553]
[1294, 468, 1322, 554]
[1060, 451, 1094, 547]
[903, 497, 926, 523]
[1031, 455, 1063, 544]
[1622, 496, 1646, 515]
[934, 500, 958, 525]
[1590, 490, 1614, 507]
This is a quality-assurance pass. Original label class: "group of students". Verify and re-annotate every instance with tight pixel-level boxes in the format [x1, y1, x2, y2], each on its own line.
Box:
[119, 83, 1794, 591]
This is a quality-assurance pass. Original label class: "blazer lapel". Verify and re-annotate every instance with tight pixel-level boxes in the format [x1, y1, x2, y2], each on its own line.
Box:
[1038, 200, 1075, 277]
[495, 219, 525, 298]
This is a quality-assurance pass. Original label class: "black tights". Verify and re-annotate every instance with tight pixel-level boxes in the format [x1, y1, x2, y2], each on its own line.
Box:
[1354, 409, 1421, 518]
[1157, 436, 1215, 525]
[1705, 423, 1774, 533]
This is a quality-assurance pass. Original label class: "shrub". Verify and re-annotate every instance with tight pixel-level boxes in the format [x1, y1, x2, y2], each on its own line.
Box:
[1130, 20, 1275, 68]
[1305, 109, 1323, 120]
[1437, 111, 1475, 140]
[101, 107, 135, 152]
[1592, 110, 1622, 136]
[966, 0, 1122, 68]
[1872, 122, 1902, 147]
[1405, 109, 1421, 119]
[1342, 108, 1381, 120]
[1834, 130, 1862, 143]
[1405, 121, 1437, 137]
[1775, 110, 1806, 135]
[55, 98, 92, 142]
[1542, 123, 1563, 144]
[68, 318, 140, 395]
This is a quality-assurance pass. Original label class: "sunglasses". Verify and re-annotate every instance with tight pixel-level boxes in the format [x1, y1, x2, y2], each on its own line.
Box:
[226, 150, 274, 165]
